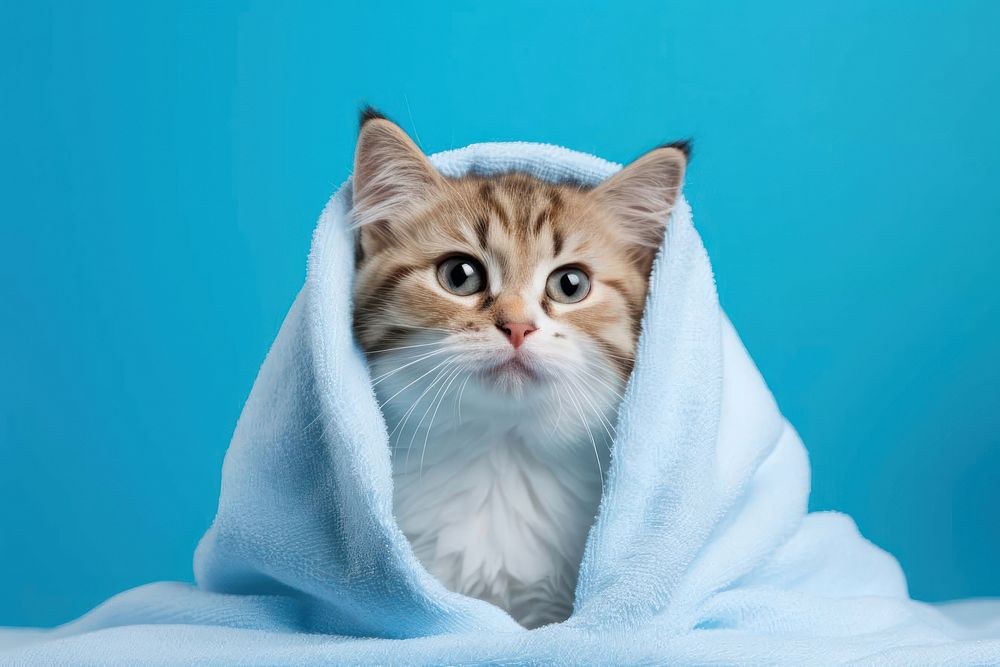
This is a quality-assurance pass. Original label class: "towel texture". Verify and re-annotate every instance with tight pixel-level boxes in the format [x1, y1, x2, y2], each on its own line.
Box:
[3, 142, 999, 665]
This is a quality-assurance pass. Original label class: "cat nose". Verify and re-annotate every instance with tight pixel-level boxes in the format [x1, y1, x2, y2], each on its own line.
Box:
[497, 322, 538, 349]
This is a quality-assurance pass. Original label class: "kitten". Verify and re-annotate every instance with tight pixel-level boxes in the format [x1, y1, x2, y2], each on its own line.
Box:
[351, 110, 687, 628]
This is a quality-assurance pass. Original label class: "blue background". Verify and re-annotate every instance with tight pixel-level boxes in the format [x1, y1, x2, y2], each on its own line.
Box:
[2, 1, 998, 628]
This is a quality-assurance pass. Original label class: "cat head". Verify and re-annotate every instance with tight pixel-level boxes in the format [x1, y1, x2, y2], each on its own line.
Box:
[351, 111, 686, 447]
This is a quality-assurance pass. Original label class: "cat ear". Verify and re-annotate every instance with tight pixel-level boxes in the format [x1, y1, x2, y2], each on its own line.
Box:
[591, 142, 689, 262]
[352, 108, 444, 254]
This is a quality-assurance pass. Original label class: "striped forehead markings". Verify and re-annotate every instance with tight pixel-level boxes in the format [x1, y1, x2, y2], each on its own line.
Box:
[551, 226, 564, 257]
[478, 181, 510, 230]
[532, 208, 548, 236]
[474, 215, 489, 249]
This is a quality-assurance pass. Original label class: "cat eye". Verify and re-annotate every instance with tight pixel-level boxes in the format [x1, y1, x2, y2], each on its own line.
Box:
[546, 267, 591, 304]
[437, 255, 486, 296]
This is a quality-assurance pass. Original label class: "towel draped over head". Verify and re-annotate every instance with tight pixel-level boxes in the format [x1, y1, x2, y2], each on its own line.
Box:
[3, 142, 999, 665]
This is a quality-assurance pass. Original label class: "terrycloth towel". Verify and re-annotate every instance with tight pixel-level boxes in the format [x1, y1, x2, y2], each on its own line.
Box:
[3, 142, 999, 666]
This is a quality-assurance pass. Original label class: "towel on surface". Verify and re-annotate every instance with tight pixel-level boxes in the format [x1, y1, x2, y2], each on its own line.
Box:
[3, 142, 999, 666]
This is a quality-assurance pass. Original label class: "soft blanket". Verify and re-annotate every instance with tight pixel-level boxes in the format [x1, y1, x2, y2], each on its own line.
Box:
[3, 142, 999, 666]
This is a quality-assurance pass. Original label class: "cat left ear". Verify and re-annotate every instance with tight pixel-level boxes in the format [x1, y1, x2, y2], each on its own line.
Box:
[352, 107, 444, 254]
[591, 142, 689, 261]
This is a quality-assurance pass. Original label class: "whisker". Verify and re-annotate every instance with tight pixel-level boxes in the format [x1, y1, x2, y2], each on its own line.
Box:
[381, 354, 458, 410]
[353, 321, 453, 341]
[562, 382, 603, 482]
[554, 387, 566, 434]
[383, 323, 453, 333]
[587, 337, 636, 364]
[367, 340, 448, 355]
[397, 359, 457, 468]
[600, 351, 636, 362]
[565, 368, 618, 445]
[405, 362, 461, 474]
[454, 371, 474, 425]
[543, 384, 566, 439]
[300, 408, 325, 435]
[387, 361, 454, 444]
[369, 348, 444, 382]
[371, 348, 451, 387]
[574, 364, 627, 402]
[420, 363, 467, 477]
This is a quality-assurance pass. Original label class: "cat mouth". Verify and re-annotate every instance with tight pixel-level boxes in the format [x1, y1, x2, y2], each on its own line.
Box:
[480, 356, 540, 383]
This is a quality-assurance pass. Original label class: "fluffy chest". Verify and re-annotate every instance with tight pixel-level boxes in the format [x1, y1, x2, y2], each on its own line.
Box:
[390, 410, 606, 628]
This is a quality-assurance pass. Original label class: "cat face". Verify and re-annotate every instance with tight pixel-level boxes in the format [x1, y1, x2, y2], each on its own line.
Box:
[351, 114, 686, 450]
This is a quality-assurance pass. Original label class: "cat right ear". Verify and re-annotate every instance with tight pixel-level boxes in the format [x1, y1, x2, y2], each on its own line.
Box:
[352, 107, 443, 255]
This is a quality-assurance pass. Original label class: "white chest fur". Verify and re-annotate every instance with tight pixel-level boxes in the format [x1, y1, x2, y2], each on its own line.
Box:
[388, 389, 608, 629]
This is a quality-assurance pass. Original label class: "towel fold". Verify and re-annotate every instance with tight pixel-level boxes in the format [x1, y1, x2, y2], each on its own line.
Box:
[3, 142, 999, 666]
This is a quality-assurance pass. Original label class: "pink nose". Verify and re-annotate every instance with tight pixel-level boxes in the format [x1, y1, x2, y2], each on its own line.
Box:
[497, 322, 538, 349]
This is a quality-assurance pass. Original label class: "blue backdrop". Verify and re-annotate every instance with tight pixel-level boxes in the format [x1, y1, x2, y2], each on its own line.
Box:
[2, 1, 998, 628]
